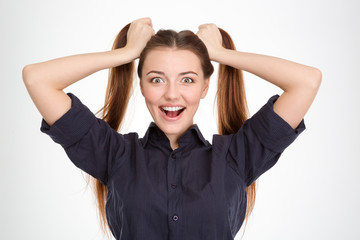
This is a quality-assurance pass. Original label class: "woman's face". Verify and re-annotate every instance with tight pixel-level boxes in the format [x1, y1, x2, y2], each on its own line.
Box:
[140, 47, 209, 142]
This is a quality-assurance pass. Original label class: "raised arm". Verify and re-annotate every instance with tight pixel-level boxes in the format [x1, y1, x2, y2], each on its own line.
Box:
[197, 24, 322, 129]
[23, 17, 154, 126]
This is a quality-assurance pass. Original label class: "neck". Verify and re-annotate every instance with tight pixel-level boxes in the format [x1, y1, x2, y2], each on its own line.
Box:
[166, 134, 179, 150]
[161, 123, 194, 150]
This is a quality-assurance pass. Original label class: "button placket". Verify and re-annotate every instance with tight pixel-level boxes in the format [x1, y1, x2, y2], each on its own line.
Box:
[169, 152, 178, 190]
[167, 150, 182, 227]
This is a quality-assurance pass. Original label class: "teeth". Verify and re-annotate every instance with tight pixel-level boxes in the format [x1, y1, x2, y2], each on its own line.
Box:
[162, 106, 184, 111]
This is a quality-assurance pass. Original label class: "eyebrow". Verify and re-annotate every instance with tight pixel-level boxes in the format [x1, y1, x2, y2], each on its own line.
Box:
[146, 71, 198, 76]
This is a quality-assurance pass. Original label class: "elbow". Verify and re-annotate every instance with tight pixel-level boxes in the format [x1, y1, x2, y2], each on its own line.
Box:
[22, 64, 36, 88]
[295, 67, 322, 93]
[308, 67, 322, 91]
[288, 67, 322, 96]
[22, 64, 47, 89]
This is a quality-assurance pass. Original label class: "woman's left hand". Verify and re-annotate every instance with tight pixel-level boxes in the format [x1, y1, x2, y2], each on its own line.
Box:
[196, 23, 224, 62]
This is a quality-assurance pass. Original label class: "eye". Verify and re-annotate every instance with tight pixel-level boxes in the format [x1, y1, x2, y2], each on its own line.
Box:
[151, 77, 164, 83]
[182, 77, 194, 83]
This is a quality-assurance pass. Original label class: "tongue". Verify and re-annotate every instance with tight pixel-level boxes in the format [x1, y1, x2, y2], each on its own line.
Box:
[167, 110, 181, 118]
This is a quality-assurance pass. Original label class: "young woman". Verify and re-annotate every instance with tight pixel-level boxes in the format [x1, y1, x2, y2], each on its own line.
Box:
[22, 17, 321, 240]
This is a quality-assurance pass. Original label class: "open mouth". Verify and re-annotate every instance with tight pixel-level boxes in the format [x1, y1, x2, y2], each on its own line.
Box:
[160, 106, 185, 118]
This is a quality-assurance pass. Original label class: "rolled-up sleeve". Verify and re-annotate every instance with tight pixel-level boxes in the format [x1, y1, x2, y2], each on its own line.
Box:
[227, 95, 306, 186]
[40, 93, 127, 185]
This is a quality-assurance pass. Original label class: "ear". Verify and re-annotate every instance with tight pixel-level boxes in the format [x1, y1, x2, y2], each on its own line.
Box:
[139, 79, 145, 96]
[200, 78, 210, 99]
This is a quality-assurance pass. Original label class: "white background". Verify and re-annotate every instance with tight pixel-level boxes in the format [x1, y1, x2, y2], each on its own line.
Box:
[1, 0, 359, 239]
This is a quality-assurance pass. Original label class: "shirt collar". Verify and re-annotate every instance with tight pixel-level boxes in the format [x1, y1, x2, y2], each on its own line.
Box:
[141, 122, 208, 148]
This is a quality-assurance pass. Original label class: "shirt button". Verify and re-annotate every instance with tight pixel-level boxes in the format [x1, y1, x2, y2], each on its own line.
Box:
[172, 215, 179, 221]
[171, 153, 176, 159]
[171, 183, 177, 189]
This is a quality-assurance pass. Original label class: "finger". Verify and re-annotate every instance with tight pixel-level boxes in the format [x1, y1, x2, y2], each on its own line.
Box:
[131, 17, 151, 28]
[198, 23, 216, 29]
[198, 24, 206, 30]
[141, 18, 154, 33]
[140, 17, 153, 27]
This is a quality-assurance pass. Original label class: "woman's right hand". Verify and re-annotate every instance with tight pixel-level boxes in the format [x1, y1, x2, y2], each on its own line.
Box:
[124, 17, 155, 60]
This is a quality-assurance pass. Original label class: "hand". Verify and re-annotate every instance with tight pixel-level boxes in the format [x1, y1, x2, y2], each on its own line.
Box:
[196, 24, 224, 62]
[125, 17, 155, 59]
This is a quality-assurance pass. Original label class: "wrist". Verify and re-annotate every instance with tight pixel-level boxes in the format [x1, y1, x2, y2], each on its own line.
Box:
[214, 48, 243, 67]
[111, 47, 138, 65]
[211, 48, 231, 64]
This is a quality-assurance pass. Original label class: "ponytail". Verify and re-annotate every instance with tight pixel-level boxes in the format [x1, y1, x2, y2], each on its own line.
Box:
[87, 23, 135, 237]
[102, 23, 134, 131]
[217, 28, 257, 235]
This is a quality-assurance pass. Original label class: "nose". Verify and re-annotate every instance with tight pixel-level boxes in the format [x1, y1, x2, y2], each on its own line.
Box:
[164, 81, 180, 101]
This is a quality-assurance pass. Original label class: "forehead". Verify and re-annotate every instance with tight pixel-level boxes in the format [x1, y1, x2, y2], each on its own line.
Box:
[142, 48, 203, 75]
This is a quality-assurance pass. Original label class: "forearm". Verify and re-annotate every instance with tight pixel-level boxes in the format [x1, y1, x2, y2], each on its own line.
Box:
[22, 48, 135, 90]
[214, 49, 321, 92]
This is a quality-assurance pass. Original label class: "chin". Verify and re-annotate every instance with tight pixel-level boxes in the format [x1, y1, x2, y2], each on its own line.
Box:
[156, 119, 192, 137]
[158, 122, 184, 134]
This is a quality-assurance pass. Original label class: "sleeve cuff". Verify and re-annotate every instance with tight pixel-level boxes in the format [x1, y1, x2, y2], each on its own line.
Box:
[40, 93, 97, 148]
[248, 95, 306, 153]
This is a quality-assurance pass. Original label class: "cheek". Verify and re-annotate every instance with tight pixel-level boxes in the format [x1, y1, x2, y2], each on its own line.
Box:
[182, 89, 203, 106]
[142, 87, 162, 106]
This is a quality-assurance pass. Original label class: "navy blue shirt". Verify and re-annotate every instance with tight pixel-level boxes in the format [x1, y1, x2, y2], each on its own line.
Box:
[41, 93, 305, 240]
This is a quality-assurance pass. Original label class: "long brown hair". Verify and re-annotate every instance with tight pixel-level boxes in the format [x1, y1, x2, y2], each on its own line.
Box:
[88, 23, 256, 238]
[217, 28, 256, 235]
